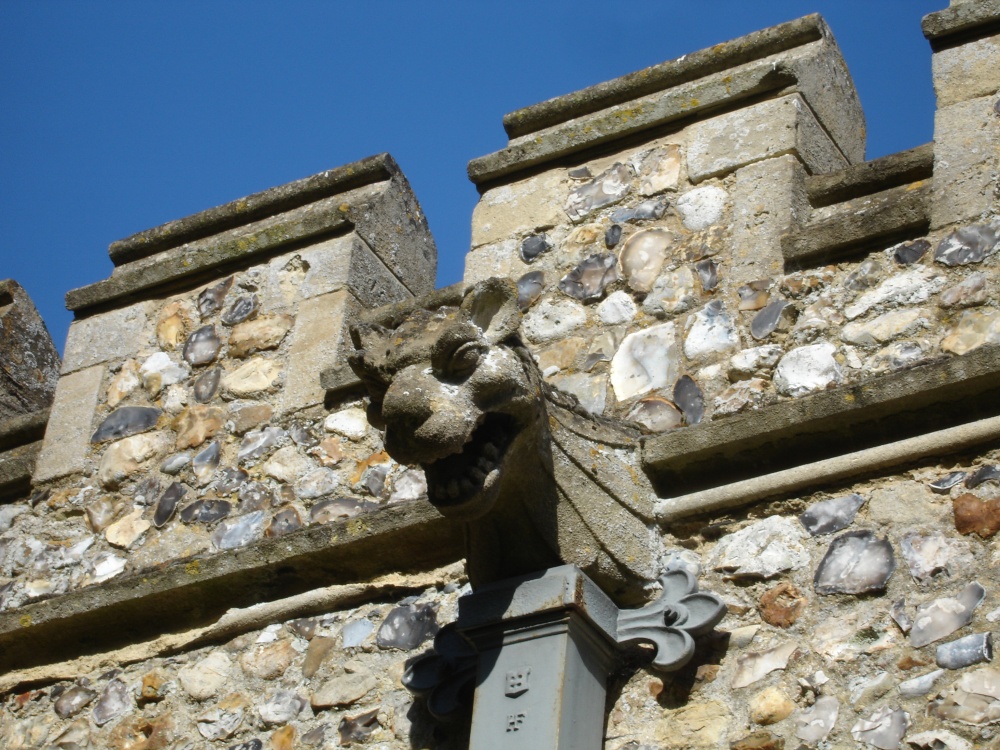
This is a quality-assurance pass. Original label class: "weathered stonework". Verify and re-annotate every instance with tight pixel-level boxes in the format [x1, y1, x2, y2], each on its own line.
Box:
[3, 5, 1000, 749]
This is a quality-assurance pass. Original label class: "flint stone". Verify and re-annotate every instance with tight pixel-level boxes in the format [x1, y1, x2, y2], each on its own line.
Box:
[212, 510, 266, 550]
[265, 506, 303, 538]
[377, 603, 438, 650]
[864, 340, 932, 374]
[214, 467, 248, 494]
[709, 516, 809, 579]
[296, 468, 339, 499]
[892, 238, 930, 265]
[934, 224, 1000, 266]
[54, 685, 97, 718]
[794, 695, 838, 743]
[105, 509, 151, 549]
[929, 667, 1000, 725]
[626, 396, 683, 432]
[341, 618, 375, 648]
[610, 322, 678, 401]
[191, 440, 221, 485]
[221, 294, 259, 326]
[906, 730, 972, 750]
[564, 162, 631, 221]
[844, 259, 883, 291]
[197, 277, 233, 318]
[180, 498, 232, 524]
[549, 371, 606, 415]
[684, 301, 738, 359]
[91, 407, 162, 443]
[258, 690, 306, 725]
[597, 290, 637, 325]
[228, 314, 294, 358]
[800, 493, 865, 536]
[339, 709, 381, 746]
[153, 482, 187, 528]
[183, 325, 222, 366]
[965, 464, 1000, 488]
[611, 198, 667, 223]
[178, 651, 231, 701]
[311, 668, 377, 709]
[676, 186, 727, 230]
[238, 425, 285, 462]
[642, 266, 698, 317]
[558, 253, 618, 301]
[673, 375, 704, 424]
[639, 144, 681, 195]
[196, 707, 243, 741]
[930, 471, 966, 493]
[844, 266, 945, 320]
[605, 224, 622, 248]
[174, 405, 225, 450]
[942, 309, 1000, 355]
[900, 530, 972, 582]
[841, 308, 927, 347]
[222, 358, 283, 397]
[263, 445, 313, 483]
[324, 408, 369, 440]
[106, 360, 141, 407]
[240, 639, 296, 679]
[939, 272, 987, 308]
[850, 707, 910, 750]
[814, 530, 895, 595]
[523, 298, 587, 343]
[92, 679, 131, 726]
[160, 452, 191, 475]
[389, 467, 427, 504]
[229, 402, 273, 435]
[238, 481, 273, 512]
[310, 497, 375, 524]
[193, 366, 222, 403]
[713, 378, 768, 416]
[732, 641, 798, 689]
[898, 669, 944, 697]
[519, 234, 552, 263]
[515, 270, 545, 310]
[910, 581, 985, 647]
[774, 341, 841, 397]
[728, 345, 782, 381]
[99, 432, 171, 489]
[937, 632, 993, 670]
[953, 493, 1000, 538]
[139, 352, 190, 396]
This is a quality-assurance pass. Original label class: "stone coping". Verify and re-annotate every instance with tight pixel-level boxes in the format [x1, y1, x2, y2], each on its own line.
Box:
[0, 501, 462, 674]
[0, 441, 41, 502]
[643, 345, 1000, 495]
[501, 14, 825, 139]
[108, 153, 398, 266]
[783, 180, 932, 267]
[805, 143, 934, 208]
[923, 0, 1000, 47]
[468, 14, 863, 186]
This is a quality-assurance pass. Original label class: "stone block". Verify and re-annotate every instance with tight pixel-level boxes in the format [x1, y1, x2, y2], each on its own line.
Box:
[687, 94, 846, 183]
[930, 94, 1000, 229]
[62, 303, 151, 374]
[33, 365, 104, 484]
[297, 234, 410, 308]
[463, 240, 516, 285]
[729, 155, 809, 284]
[471, 171, 570, 249]
[279, 290, 359, 415]
[934, 33, 1000, 107]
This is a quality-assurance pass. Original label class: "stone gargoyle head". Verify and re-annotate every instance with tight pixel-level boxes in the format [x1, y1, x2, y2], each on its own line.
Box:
[349, 278, 659, 604]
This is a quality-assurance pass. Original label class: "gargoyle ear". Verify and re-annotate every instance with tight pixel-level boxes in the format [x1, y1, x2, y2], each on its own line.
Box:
[349, 322, 391, 354]
[460, 277, 521, 344]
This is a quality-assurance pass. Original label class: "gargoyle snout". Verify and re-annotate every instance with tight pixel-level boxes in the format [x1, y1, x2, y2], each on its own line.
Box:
[380, 370, 477, 465]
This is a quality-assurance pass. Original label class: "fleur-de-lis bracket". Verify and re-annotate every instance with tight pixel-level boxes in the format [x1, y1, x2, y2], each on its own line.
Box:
[615, 569, 727, 672]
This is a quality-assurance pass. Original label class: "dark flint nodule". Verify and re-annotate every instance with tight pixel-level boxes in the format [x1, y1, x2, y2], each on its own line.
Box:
[227, 740, 263, 750]
[844, 259, 882, 290]
[605, 224, 622, 248]
[800, 493, 865, 536]
[193, 440, 221, 476]
[611, 199, 667, 223]
[92, 679, 130, 726]
[568, 166, 592, 180]
[814, 530, 895, 595]
[377, 603, 439, 650]
[238, 481, 273, 512]
[558, 253, 618, 301]
[892, 238, 930, 265]
[965, 465, 1000, 489]
[520, 234, 553, 263]
[193, 367, 222, 403]
[153, 482, 187, 528]
[929, 471, 967, 494]
[339, 709, 380, 746]
[221, 294, 259, 326]
[54, 685, 97, 718]
[286, 618, 317, 640]
[936, 632, 993, 670]
[91, 407, 161, 443]
[695, 259, 718, 291]
[935, 224, 1000, 266]
[751, 300, 792, 340]
[197, 277, 234, 319]
[214, 467, 248, 494]
[362, 464, 389, 497]
[516, 271, 545, 311]
[183, 325, 222, 366]
[135, 475, 161, 506]
[180, 498, 232, 524]
[672, 375, 704, 425]
[265, 506, 303, 538]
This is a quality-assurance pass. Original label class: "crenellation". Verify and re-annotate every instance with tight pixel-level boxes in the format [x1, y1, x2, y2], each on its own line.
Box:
[3, 7, 1000, 749]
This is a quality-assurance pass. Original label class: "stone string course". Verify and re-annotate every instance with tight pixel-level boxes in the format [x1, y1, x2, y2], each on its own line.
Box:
[2, 2, 1000, 749]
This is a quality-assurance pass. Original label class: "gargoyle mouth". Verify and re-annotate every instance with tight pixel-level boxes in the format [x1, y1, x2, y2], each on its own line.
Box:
[424, 413, 516, 513]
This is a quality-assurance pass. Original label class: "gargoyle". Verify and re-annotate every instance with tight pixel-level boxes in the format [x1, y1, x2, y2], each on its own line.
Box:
[349, 278, 660, 604]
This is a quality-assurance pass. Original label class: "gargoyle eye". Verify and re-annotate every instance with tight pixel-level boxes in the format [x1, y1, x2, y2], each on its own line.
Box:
[445, 340, 486, 379]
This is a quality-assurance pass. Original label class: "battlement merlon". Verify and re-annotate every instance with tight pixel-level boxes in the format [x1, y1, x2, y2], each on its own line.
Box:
[468, 13, 865, 187]
[64, 152, 437, 313]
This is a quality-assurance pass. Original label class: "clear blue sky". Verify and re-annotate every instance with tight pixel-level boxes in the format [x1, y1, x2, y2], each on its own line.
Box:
[1, 1, 942, 354]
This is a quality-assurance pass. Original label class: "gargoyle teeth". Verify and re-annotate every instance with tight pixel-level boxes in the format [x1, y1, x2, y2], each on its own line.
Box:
[477, 458, 493, 472]
[483, 442, 499, 460]
[447, 480, 460, 499]
[469, 467, 486, 482]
